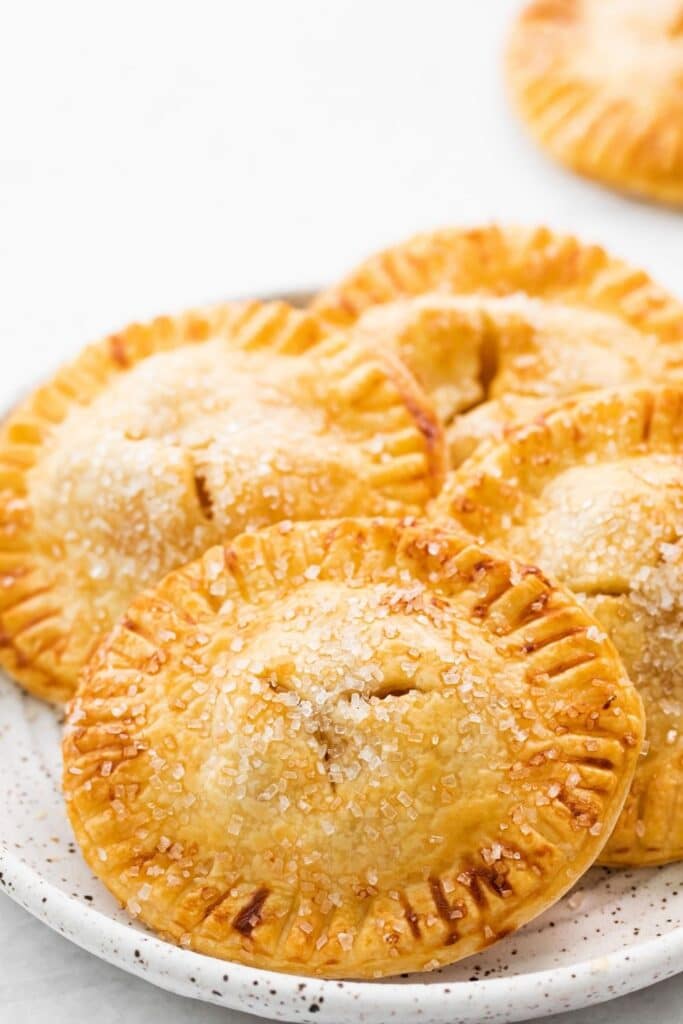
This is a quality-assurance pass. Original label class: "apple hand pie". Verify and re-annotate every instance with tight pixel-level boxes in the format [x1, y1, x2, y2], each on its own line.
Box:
[506, 0, 683, 206]
[342, 292, 683, 465]
[0, 302, 444, 702]
[63, 518, 643, 978]
[433, 387, 683, 866]
[312, 224, 683, 343]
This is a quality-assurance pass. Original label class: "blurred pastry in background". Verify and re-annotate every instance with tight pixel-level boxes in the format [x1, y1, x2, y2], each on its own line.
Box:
[506, 0, 683, 206]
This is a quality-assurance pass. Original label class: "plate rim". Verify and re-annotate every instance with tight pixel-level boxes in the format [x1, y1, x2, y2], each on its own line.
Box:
[4, 708, 683, 1022]
[4, 840, 683, 1019]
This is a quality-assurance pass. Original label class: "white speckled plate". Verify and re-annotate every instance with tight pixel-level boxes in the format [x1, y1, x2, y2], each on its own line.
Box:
[2, 680, 683, 1022]
[2, 291, 683, 1023]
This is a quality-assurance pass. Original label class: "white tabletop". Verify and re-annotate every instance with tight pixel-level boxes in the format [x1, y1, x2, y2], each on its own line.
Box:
[1, 1, 682, 1021]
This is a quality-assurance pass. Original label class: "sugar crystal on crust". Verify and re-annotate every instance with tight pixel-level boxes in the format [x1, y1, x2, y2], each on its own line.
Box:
[63, 517, 643, 978]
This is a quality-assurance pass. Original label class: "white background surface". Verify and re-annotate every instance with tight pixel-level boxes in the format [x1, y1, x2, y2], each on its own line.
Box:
[0, 1, 681, 1021]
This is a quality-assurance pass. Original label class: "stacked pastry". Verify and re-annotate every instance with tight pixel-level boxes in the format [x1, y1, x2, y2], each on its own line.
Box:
[3, 226, 683, 979]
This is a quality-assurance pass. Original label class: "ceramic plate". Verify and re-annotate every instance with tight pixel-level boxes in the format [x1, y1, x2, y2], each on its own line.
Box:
[3, 679, 683, 1023]
[2, 294, 683, 1023]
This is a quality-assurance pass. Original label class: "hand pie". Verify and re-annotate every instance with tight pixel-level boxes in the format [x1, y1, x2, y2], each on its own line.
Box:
[433, 387, 683, 866]
[506, 0, 683, 206]
[312, 224, 683, 343]
[343, 292, 683, 465]
[63, 518, 643, 978]
[0, 302, 444, 703]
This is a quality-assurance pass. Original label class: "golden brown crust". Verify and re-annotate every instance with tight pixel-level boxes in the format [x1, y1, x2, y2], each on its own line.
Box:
[506, 0, 683, 205]
[432, 387, 683, 865]
[341, 292, 683, 465]
[311, 225, 683, 344]
[0, 303, 444, 703]
[63, 517, 642, 977]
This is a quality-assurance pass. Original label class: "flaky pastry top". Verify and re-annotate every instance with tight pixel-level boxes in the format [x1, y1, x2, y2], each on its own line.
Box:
[64, 518, 642, 977]
[312, 224, 683, 341]
[343, 292, 683, 464]
[507, 0, 683, 204]
[433, 387, 683, 864]
[0, 302, 443, 700]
